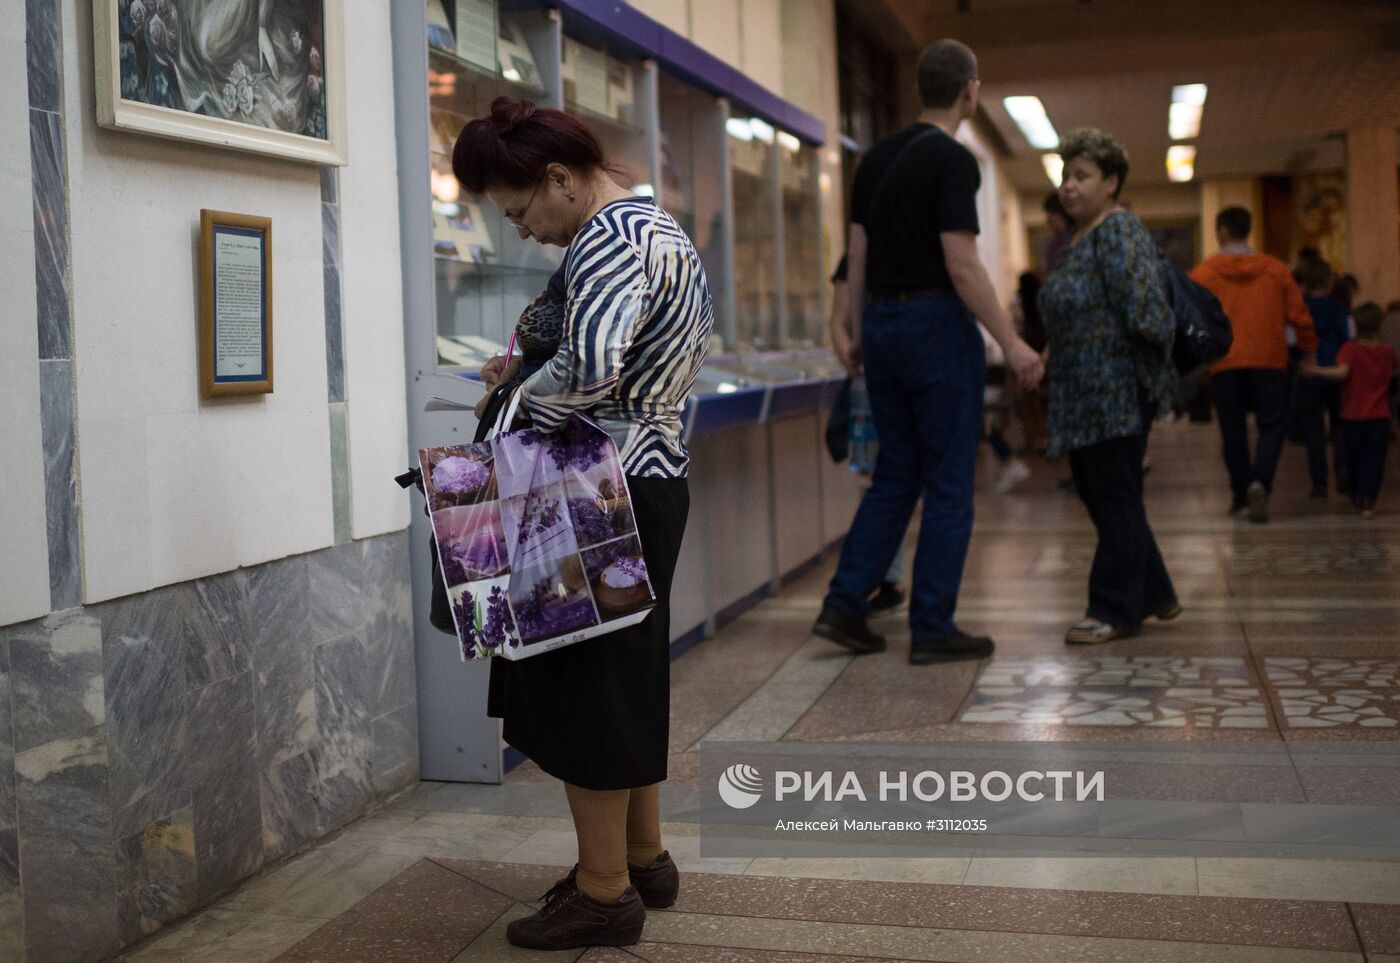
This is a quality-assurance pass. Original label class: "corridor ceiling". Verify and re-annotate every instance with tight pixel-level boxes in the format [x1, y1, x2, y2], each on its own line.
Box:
[863, 0, 1400, 190]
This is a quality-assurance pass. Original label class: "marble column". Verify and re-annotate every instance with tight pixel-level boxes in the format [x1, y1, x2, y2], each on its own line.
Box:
[1345, 126, 1400, 301]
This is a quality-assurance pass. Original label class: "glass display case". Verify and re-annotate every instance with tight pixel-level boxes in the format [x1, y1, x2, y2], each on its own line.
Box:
[657, 73, 729, 351]
[561, 35, 653, 192]
[728, 113, 780, 352]
[780, 136, 824, 347]
[428, 1, 562, 368]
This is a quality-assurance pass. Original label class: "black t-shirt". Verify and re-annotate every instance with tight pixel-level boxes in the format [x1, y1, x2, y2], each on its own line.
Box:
[849, 123, 980, 296]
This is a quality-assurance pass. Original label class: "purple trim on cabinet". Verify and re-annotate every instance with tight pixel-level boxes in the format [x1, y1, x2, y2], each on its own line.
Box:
[544, 0, 826, 144]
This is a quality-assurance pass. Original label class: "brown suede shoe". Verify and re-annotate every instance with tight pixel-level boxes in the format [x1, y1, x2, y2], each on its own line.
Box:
[506, 876, 644, 950]
[552, 854, 679, 911]
[627, 851, 679, 908]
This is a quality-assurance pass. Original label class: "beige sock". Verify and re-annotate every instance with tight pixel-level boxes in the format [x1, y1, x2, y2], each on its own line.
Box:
[626, 840, 665, 868]
[575, 866, 631, 903]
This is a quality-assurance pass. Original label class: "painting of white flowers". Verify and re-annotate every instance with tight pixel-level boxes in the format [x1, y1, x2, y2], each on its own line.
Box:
[93, 0, 348, 166]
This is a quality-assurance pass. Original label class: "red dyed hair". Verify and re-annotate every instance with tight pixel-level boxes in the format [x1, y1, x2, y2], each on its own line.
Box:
[452, 97, 607, 194]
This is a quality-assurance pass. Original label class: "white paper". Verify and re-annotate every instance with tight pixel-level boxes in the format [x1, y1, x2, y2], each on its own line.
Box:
[455, 0, 496, 72]
[213, 230, 264, 378]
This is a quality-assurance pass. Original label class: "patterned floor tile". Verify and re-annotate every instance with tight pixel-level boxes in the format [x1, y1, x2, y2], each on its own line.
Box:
[958, 657, 1273, 729]
[1265, 657, 1400, 728]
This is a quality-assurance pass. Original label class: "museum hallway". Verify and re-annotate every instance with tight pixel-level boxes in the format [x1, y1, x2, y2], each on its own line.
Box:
[111, 417, 1400, 962]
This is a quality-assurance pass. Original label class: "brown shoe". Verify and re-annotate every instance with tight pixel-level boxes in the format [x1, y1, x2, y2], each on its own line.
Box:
[627, 851, 679, 908]
[505, 877, 644, 949]
[553, 855, 679, 911]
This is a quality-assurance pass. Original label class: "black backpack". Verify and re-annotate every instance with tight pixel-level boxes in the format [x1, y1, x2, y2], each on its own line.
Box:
[1092, 231, 1232, 376]
[1159, 256, 1232, 376]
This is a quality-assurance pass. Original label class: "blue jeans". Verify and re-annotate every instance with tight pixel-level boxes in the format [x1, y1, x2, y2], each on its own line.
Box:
[824, 296, 985, 639]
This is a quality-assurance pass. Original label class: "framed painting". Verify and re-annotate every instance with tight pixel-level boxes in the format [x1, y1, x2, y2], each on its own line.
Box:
[200, 210, 273, 397]
[94, 0, 347, 166]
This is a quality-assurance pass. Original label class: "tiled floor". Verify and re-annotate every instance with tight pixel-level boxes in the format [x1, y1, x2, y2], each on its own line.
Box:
[116, 421, 1400, 962]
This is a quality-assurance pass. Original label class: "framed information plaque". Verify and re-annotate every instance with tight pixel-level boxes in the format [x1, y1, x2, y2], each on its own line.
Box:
[200, 210, 273, 397]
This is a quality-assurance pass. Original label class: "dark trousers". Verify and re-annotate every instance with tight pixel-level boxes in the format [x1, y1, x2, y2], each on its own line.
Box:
[1340, 419, 1390, 505]
[1067, 404, 1176, 629]
[1298, 377, 1347, 491]
[1211, 368, 1288, 502]
[825, 295, 985, 640]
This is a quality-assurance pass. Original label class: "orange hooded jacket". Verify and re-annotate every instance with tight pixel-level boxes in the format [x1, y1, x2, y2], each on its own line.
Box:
[1189, 252, 1317, 372]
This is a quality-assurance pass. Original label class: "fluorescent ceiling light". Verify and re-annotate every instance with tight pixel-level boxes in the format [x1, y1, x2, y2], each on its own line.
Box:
[1169, 84, 1207, 140]
[749, 118, 775, 144]
[633, 182, 655, 197]
[1002, 95, 1060, 150]
[502, 67, 522, 82]
[777, 131, 801, 153]
[1041, 153, 1063, 187]
[1172, 83, 1208, 107]
[725, 117, 754, 141]
[1165, 145, 1196, 182]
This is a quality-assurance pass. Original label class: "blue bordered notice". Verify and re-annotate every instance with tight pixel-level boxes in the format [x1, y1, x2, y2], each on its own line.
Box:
[211, 224, 267, 383]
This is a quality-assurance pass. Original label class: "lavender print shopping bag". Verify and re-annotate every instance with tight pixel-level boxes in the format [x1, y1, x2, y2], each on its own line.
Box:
[418, 394, 656, 661]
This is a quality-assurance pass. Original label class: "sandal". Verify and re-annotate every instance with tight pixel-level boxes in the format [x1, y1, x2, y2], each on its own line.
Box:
[1064, 618, 1131, 645]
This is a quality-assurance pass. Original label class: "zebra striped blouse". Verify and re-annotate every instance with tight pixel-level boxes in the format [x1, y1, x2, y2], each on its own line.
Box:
[522, 197, 714, 478]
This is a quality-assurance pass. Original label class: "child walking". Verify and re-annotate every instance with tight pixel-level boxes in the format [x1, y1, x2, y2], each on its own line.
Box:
[1306, 302, 1398, 518]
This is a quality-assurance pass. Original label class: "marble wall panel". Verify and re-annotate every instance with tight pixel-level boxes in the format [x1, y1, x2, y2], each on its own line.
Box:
[370, 702, 419, 797]
[39, 359, 80, 609]
[100, 587, 191, 839]
[323, 200, 345, 404]
[315, 634, 373, 832]
[0, 885, 23, 962]
[115, 806, 195, 943]
[25, 0, 61, 112]
[183, 569, 252, 691]
[246, 553, 312, 654]
[261, 747, 322, 862]
[9, 610, 103, 753]
[15, 730, 120, 963]
[187, 670, 263, 903]
[0, 633, 15, 840]
[308, 539, 367, 644]
[28, 108, 68, 362]
[253, 638, 319, 771]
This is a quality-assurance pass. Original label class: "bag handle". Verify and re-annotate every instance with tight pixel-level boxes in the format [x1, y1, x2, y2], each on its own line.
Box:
[489, 385, 524, 438]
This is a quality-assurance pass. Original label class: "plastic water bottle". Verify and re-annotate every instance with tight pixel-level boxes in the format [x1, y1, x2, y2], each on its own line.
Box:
[849, 376, 877, 474]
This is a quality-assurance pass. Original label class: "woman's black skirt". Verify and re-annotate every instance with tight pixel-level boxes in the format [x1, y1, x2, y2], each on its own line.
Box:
[487, 476, 689, 790]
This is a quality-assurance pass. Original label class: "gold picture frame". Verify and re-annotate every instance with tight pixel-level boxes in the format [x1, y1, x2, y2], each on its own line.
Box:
[200, 210, 273, 397]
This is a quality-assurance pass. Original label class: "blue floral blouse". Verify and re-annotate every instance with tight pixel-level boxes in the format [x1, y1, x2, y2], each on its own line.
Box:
[1038, 210, 1176, 456]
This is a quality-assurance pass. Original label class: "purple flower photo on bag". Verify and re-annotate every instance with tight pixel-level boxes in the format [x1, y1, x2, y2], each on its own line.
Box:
[421, 445, 498, 507]
[581, 536, 653, 620]
[450, 575, 519, 659]
[508, 554, 598, 644]
[432, 505, 509, 584]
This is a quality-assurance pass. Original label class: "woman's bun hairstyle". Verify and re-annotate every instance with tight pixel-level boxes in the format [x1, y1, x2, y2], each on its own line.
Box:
[453, 96, 606, 194]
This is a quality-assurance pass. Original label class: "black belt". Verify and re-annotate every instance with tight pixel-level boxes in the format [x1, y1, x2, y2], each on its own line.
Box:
[867, 287, 953, 303]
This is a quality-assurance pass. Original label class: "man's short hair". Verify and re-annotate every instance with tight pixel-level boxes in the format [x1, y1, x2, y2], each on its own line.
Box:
[1216, 207, 1252, 241]
[1354, 301, 1384, 337]
[917, 40, 977, 109]
[1058, 127, 1129, 198]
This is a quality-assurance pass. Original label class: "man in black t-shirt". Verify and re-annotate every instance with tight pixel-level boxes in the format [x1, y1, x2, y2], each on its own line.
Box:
[814, 39, 1043, 666]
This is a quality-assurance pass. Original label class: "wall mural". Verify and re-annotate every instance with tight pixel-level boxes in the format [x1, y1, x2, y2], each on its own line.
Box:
[95, 0, 347, 165]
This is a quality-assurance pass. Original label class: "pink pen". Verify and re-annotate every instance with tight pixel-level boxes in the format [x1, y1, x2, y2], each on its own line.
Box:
[504, 330, 517, 368]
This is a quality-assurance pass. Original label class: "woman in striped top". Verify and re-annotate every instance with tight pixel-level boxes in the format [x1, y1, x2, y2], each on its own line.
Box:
[453, 97, 712, 950]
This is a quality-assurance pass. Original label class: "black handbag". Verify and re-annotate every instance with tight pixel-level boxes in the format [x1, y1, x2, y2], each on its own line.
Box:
[394, 378, 523, 634]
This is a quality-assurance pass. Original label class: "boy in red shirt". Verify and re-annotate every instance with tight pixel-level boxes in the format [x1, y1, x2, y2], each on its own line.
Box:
[1306, 302, 1398, 518]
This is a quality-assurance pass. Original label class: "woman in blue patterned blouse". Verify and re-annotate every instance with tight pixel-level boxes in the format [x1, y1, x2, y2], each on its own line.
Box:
[1038, 128, 1180, 645]
[453, 98, 713, 950]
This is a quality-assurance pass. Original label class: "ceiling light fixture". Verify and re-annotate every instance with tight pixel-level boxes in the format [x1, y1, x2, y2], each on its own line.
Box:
[1165, 145, 1196, 183]
[1169, 84, 1207, 140]
[1041, 152, 1063, 187]
[1002, 95, 1060, 150]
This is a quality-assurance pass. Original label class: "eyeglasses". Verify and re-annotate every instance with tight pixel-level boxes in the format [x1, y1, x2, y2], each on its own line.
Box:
[504, 176, 545, 227]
